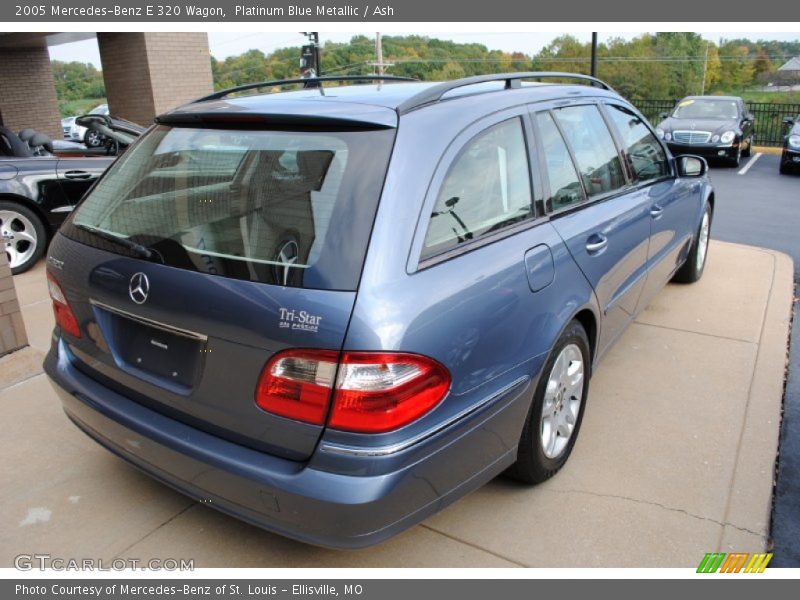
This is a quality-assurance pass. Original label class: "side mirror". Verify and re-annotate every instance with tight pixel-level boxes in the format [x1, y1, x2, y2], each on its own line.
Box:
[784, 116, 796, 126]
[677, 155, 707, 178]
[659, 112, 669, 120]
[745, 113, 755, 122]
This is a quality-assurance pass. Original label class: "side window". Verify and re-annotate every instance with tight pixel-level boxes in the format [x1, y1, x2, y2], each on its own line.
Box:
[536, 111, 585, 212]
[553, 104, 626, 198]
[605, 104, 669, 183]
[422, 118, 533, 258]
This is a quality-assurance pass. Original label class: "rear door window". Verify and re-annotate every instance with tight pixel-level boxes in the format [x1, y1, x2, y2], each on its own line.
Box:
[553, 105, 627, 198]
[604, 104, 670, 183]
[66, 125, 396, 291]
[422, 118, 534, 259]
[535, 111, 585, 212]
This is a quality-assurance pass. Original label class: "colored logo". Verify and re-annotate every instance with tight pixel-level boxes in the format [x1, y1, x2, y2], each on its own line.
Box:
[696, 552, 772, 573]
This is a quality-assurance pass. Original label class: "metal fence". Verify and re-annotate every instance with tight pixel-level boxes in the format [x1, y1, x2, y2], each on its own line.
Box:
[635, 99, 800, 147]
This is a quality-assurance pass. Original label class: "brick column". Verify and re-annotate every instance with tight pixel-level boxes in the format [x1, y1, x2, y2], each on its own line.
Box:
[0, 46, 62, 140]
[97, 33, 213, 127]
[0, 253, 28, 357]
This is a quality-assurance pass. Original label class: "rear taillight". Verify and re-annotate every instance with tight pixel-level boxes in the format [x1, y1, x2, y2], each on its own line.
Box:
[47, 272, 81, 338]
[255, 350, 450, 433]
[256, 349, 339, 425]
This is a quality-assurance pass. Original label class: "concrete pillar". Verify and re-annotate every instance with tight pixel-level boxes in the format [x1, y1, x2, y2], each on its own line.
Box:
[0, 46, 62, 140]
[97, 33, 213, 127]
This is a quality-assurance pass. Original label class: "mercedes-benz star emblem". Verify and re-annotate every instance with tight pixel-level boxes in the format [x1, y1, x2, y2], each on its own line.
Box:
[129, 272, 150, 305]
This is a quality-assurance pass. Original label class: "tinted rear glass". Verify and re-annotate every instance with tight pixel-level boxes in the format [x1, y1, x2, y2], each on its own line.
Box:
[65, 125, 395, 291]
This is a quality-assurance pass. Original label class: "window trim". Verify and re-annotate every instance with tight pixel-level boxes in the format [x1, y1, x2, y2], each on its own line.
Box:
[413, 113, 541, 271]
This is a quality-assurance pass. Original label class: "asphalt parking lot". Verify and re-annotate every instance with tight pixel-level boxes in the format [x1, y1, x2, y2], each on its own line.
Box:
[0, 152, 796, 568]
[705, 151, 800, 567]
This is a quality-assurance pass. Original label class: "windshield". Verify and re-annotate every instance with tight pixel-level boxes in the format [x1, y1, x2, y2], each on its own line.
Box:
[66, 124, 395, 291]
[672, 99, 740, 120]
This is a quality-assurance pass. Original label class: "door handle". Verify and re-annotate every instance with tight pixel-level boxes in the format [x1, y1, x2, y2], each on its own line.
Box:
[64, 170, 92, 180]
[585, 234, 608, 254]
[650, 204, 664, 219]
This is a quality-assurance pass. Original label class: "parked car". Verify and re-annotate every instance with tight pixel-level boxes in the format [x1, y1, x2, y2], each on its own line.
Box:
[43, 73, 714, 549]
[655, 95, 754, 167]
[62, 103, 110, 147]
[1, 126, 113, 273]
[780, 114, 800, 174]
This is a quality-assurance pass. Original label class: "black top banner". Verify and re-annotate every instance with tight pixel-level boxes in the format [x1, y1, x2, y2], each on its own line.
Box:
[4, 0, 799, 22]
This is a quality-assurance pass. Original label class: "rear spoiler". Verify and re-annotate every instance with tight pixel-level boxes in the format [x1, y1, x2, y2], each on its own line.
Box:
[155, 111, 397, 131]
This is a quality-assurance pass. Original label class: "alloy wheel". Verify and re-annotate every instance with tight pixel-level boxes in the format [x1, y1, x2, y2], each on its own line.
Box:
[540, 343, 585, 459]
[696, 210, 710, 272]
[0, 209, 39, 270]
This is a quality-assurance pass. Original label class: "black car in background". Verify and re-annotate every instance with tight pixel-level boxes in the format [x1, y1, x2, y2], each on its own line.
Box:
[1, 127, 113, 274]
[655, 96, 755, 167]
[780, 114, 800, 175]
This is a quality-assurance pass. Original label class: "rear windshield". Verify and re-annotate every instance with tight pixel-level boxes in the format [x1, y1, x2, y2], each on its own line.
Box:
[65, 124, 395, 291]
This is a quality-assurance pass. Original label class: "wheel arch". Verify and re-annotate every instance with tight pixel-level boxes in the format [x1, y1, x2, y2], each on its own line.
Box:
[0, 193, 54, 236]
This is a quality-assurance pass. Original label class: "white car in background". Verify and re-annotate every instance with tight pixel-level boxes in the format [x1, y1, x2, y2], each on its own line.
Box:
[61, 104, 109, 147]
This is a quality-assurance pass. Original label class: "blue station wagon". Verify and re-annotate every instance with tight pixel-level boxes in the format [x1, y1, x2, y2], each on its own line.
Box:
[44, 73, 714, 548]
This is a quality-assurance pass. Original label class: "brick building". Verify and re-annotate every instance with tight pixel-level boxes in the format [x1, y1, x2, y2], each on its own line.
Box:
[0, 32, 214, 353]
[0, 32, 213, 138]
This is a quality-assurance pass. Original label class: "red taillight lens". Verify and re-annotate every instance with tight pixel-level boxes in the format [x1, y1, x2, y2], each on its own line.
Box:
[328, 352, 451, 433]
[47, 272, 81, 338]
[256, 349, 339, 425]
[255, 350, 450, 432]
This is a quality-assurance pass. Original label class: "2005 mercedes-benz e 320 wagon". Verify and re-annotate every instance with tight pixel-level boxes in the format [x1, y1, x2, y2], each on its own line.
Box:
[44, 73, 714, 548]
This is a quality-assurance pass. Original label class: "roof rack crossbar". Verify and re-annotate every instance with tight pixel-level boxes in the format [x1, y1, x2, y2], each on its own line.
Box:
[396, 72, 615, 114]
[195, 75, 418, 102]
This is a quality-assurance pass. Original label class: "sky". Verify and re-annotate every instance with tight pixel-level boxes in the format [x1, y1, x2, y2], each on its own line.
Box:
[47, 31, 800, 67]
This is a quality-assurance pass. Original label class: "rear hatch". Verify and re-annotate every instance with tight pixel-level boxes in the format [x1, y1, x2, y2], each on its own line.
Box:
[49, 115, 396, 461]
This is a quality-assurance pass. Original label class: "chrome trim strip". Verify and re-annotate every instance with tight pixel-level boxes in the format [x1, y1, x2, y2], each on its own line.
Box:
[51, 205, 76, 213]
[89, 299, 208, 342]
[318, 375, 531, 457]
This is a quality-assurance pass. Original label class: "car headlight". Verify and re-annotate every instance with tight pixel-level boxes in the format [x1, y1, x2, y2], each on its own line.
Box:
[711, 134, 720, 143]
[656, 128, 665, 139]
[720, 131, 736, 145]
[789, 134, 800, 149]
[664, 132, 672, 141]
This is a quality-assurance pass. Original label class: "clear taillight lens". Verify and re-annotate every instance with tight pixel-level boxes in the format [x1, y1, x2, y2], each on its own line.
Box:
[47, 272, 81, 338]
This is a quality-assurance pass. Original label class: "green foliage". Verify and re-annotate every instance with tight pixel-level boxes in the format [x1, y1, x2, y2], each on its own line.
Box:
[52, 61, 106, 116]
[209, 34, 800, 103]
[51, 35, 800, 118]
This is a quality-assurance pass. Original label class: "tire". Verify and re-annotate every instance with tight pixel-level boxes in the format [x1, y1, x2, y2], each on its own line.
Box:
[84, 129, 102, 148]
[672, 202, 711, 284]
[506, 320, 591, 484]
[729, 145, 741, 168]
[780, 161, 791, 175]
[742, 137, 752, 158]
[0, 201, 47, 274]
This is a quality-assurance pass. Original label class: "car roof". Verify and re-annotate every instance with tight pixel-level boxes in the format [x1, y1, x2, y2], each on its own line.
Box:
[680, 95, 743, 102]
[158, 80, 621, 129]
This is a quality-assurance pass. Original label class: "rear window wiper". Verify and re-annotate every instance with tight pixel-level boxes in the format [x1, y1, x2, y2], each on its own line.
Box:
[74, 223, 160, 262]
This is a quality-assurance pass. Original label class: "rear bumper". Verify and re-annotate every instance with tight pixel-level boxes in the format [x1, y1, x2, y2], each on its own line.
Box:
[667, 141, 739, 160]
[44, 337, 531, 548]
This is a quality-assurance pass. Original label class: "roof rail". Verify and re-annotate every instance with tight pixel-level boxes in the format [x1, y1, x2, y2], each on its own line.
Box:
[396, 72, 615, 114]
[195, 75, 418, 102]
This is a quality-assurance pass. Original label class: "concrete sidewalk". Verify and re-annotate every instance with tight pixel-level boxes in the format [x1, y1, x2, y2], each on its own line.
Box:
[0, 240, 793, 567]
